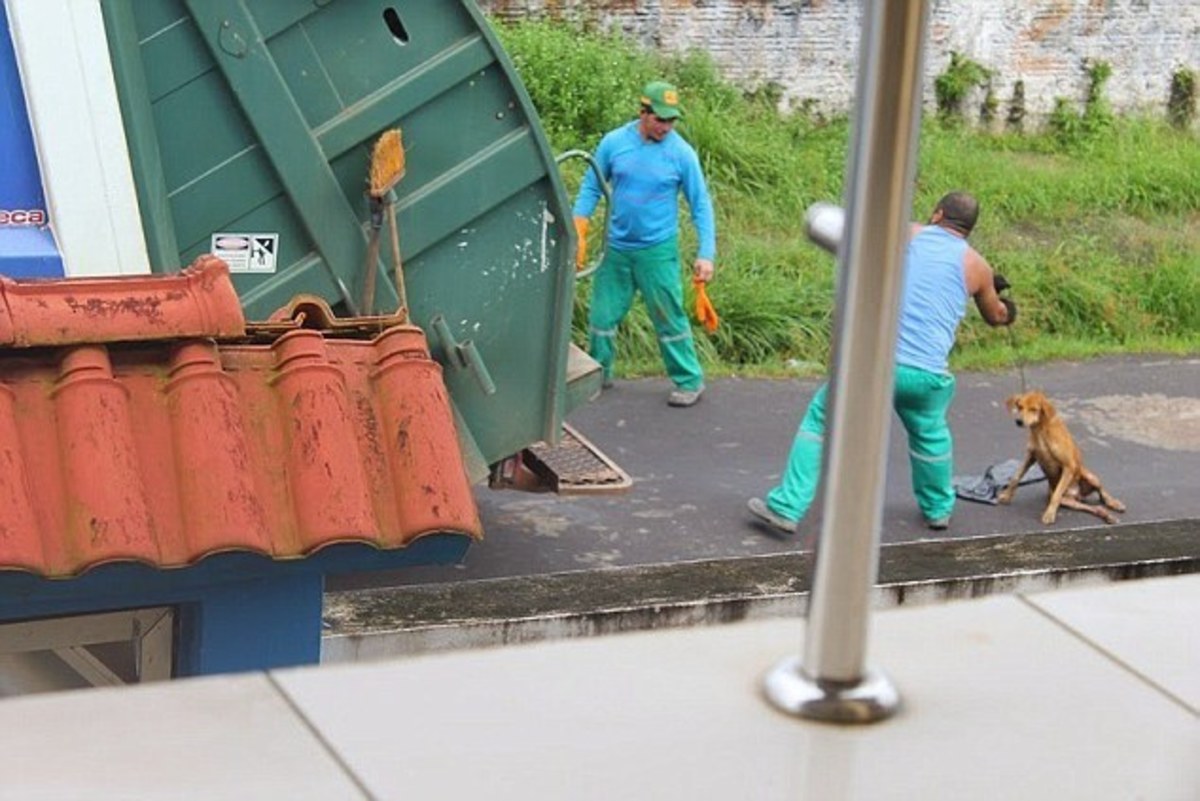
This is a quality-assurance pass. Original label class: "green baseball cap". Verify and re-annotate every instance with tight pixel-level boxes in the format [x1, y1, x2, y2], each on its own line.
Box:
[640, 80, 684, 119]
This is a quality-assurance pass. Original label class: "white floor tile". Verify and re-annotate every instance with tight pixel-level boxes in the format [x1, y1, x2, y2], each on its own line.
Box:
[276, 594, 1199, 801]
[1023, 573, 1200, 712]
[0, 674, 366, 801]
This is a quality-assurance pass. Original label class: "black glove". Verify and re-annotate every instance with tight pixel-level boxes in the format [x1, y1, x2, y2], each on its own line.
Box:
[993, 272, 1011, 294]
[1001, 296, 1018, 325]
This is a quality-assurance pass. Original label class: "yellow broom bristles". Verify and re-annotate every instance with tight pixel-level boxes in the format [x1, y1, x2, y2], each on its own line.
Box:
[369, 128, 406, 197]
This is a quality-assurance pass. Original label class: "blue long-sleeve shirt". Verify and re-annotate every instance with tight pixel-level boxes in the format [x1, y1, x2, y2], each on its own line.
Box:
[572, 121, 716, 261]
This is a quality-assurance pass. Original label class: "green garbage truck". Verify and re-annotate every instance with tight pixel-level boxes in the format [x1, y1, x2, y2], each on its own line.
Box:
[95, 0, 600, 482]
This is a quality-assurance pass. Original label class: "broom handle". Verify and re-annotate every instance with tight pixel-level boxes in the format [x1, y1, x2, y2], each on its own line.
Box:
[362, 223, 382, 315]
[386, 195, 407, 319]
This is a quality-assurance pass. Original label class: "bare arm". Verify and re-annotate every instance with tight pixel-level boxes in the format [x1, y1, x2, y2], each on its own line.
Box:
[964, 248, 1011, 326]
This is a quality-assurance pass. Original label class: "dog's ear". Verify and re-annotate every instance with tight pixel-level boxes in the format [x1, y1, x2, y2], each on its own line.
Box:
[1004, 394, 1018, 412]
[1041, 396, 1057, 418]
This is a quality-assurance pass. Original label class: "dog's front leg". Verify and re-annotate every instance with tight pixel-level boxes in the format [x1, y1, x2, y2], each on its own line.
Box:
[997, 451, 1036, 505]
[1042, 467, 1077, 525]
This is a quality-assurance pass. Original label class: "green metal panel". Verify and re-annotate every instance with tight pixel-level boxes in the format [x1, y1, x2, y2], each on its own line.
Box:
[102, 0, 578, 464]
[101, 0, 180, 271]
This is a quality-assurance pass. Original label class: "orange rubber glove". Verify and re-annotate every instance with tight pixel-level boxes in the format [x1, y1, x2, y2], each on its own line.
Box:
[573, 217, 589, 271]
[693, 277, 719, 334]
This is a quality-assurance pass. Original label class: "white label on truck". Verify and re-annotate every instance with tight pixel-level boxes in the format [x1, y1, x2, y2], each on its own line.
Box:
[211, 233, 279, 273]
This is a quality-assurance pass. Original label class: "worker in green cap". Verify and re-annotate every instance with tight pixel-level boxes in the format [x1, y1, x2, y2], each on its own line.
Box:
[573, 80, 717, 407]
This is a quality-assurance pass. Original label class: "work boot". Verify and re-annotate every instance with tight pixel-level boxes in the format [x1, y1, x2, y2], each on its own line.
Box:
[667, 385, 704, 407]
[747, 497, 798, 535]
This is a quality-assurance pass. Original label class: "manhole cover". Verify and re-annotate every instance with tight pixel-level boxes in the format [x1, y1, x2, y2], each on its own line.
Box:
[525, 422, 632, 494]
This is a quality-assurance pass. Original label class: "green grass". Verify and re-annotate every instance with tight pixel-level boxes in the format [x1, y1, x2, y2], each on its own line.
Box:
[495, 20, 1200, 378]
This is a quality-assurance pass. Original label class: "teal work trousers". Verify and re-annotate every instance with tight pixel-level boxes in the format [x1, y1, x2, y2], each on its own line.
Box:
[587, 239, 704, 391]
[765, 364, 957, 523]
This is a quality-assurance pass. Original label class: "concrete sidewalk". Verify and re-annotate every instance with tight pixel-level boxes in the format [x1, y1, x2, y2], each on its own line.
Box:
[321, 354, 1198, 659]
[331, 354, 1200, 590]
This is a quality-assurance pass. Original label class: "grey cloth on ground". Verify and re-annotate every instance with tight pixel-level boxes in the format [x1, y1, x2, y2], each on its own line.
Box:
[953, 458, 1046, 505]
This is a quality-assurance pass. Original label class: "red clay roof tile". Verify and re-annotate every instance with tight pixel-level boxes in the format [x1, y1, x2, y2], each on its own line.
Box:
[0, 255, 245, 347]
[0, 259, 481, 578]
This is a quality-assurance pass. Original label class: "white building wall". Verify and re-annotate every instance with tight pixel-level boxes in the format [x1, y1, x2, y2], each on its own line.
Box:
[482, 1, 1200, 124]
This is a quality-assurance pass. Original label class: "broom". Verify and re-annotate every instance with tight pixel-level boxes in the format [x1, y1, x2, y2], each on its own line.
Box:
[363, 128, 408, 317]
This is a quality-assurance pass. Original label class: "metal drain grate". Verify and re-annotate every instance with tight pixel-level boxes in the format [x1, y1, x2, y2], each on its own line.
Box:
[524, 422, 632, 494]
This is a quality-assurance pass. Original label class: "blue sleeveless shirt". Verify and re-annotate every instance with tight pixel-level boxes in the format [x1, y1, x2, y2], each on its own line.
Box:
[894, 226, 969, 374]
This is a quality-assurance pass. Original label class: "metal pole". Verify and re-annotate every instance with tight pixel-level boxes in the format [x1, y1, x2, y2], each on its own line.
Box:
[764, 0, 930, 724]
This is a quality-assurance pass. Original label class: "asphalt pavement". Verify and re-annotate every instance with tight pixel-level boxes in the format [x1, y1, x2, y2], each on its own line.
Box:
[329, 354, 1200, 591]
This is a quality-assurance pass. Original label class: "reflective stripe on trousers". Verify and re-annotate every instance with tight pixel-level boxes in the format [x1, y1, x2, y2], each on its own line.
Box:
[587, 239, 703, 390]
[765, 365, 956, 522]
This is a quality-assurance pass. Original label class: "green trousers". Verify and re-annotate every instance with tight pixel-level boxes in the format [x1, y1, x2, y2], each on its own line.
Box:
[765, 364, 957, 523]
[587, 239, 703, 390]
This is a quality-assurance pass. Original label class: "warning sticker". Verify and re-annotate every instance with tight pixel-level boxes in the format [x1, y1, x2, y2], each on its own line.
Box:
[211, 233, 279, 274]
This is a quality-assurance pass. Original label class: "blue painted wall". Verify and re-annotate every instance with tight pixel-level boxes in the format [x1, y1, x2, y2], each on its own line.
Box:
[0, 535, 471, 677]
[0, 3, 64, 278]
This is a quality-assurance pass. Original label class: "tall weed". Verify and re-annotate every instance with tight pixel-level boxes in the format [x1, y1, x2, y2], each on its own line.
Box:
[494, 19, 1200, 376]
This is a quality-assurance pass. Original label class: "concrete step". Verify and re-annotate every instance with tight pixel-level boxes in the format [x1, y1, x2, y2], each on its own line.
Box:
[322, 518, 1199, 662]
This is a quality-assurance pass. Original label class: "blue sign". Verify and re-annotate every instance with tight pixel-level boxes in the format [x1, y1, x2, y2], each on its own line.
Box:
[0, 3, 63, 277]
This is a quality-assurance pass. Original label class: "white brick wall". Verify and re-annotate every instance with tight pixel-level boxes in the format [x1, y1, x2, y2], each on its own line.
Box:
[482, 1, 1200, 124]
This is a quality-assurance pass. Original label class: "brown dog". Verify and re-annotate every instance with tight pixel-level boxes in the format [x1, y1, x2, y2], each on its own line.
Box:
[997, 390, 1126, 525]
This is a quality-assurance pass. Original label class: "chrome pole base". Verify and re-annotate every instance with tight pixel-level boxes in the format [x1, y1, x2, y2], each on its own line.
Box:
[763, 656, 900, 724]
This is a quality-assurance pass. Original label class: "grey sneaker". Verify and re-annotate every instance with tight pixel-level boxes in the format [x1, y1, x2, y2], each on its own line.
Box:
[667, 385, 704, 407]
[747, 497, 798, 534]
[925, 516, 951, 531]
[602, 376, 614, 389]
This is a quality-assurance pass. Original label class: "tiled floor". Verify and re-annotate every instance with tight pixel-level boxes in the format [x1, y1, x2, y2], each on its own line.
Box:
[1023, 574, 1198, 713]
[2, 574, 1197, 801]
[0, 674, 366, 800]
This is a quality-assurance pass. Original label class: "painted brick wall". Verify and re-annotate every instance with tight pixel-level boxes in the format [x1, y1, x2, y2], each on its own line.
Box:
[482, 1, 1199, 124]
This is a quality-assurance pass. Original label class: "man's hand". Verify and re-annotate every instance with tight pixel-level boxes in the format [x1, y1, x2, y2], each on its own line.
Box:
[1001, 297, 1018, 325]
[573, 217, 589, 271]
[993, 271, 1016, 325]
[692, 258, 714, 283]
